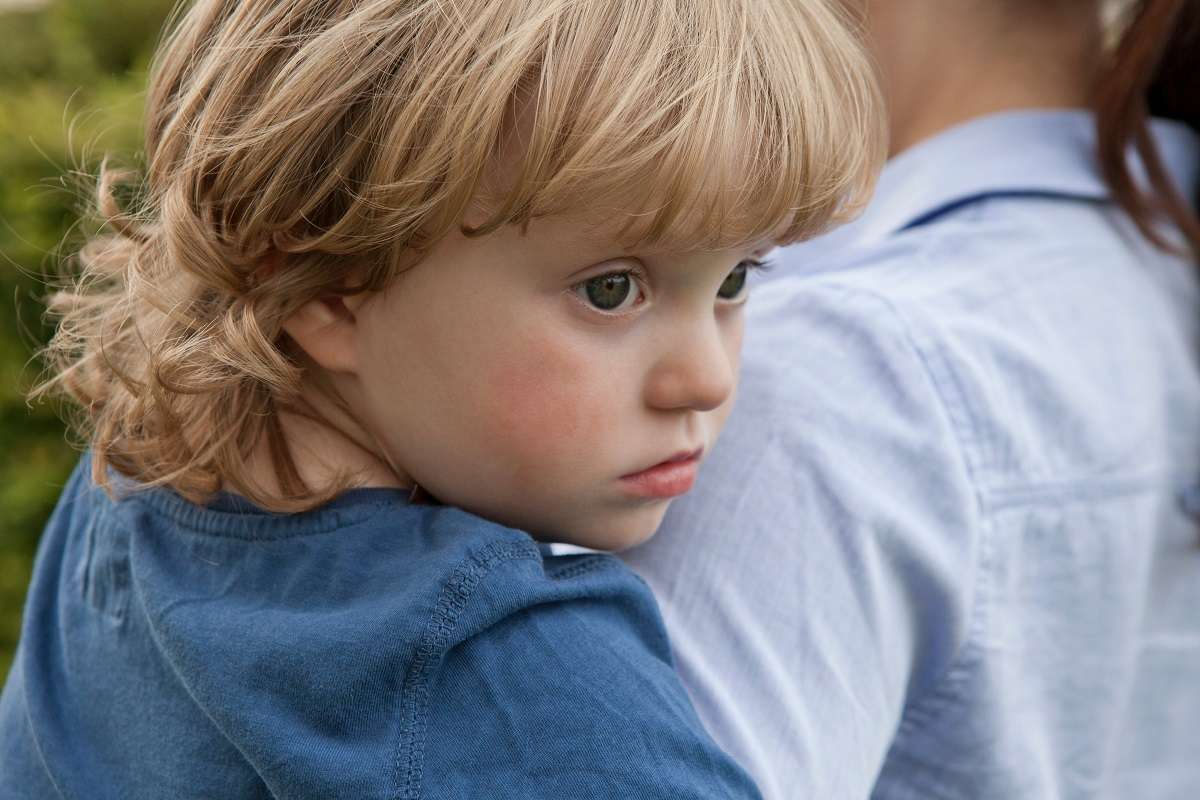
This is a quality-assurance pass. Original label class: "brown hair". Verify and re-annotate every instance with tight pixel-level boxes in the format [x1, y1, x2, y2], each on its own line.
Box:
[29, 0, 885, 512]
[1095, 0, 1200, 254]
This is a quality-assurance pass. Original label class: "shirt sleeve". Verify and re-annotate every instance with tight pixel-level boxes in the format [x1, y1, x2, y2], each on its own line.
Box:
[620, 277, 983, 799]
[410, 553, 764, 800]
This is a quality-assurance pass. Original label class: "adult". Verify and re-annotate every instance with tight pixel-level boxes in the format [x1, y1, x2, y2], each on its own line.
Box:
[621, 1, 1200, 797]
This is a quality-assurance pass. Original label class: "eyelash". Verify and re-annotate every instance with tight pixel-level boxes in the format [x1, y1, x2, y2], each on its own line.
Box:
[745, 258, 774, 277]
[729, 258, 774, 296]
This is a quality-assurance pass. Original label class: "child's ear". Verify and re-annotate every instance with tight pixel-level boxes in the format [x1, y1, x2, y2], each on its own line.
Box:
[280, 292, 365, 375]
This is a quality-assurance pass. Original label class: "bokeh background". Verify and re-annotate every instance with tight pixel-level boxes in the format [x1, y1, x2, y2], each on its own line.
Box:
[0, 0, 175, 680]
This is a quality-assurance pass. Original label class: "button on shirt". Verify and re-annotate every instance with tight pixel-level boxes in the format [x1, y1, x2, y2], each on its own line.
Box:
[620, 110, 1200, 800]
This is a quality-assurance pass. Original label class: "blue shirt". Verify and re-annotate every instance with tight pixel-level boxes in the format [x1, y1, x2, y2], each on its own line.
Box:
[0, 453, 761, 799]
[620, 110, 1200, 800]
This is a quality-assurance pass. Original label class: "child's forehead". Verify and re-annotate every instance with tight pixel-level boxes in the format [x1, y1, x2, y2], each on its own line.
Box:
[465, 206, 778, 263]
[465, 170, 786, 256]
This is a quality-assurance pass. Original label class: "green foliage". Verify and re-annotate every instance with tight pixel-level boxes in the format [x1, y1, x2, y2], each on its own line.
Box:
[0, 9, 56, 82]
[46, 0, 173, 79]
[0, 0, 175, 680]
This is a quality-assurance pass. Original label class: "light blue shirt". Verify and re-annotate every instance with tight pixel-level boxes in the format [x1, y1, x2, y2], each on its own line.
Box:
[620, 110, 1200, 800]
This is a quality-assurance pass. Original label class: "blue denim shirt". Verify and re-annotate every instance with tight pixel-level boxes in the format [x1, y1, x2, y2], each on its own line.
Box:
[621, 110, 1200, 800]
[0, 453, 761, 799]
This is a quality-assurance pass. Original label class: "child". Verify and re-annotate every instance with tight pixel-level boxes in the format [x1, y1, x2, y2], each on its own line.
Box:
[0, 0, 882, 796]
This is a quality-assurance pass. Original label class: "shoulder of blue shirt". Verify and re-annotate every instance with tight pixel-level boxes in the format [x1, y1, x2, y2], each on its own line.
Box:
[58, 451, 763, 798]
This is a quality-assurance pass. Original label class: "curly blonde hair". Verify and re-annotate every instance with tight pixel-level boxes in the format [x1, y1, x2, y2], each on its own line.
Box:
[30, 0, 884, 512]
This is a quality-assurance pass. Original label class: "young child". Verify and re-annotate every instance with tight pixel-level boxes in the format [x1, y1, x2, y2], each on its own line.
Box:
[0, 0, 882, 796]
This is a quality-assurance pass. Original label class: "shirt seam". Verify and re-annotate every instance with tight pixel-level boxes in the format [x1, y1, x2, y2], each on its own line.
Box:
[128, 492, 406, 540]
[80, 451, 404, 540]
[899, 189, 1109, 234]
[389, 538, 543, 800]
[981, 466, 1186, 512]
[871, 745, 981, 800]
[817, 251, 997, 726]
[545, 553, 624, 582]
[18, 672, 73, 800]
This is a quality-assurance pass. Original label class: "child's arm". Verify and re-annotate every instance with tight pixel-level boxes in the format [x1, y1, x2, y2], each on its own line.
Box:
[403, 551, 762, 799]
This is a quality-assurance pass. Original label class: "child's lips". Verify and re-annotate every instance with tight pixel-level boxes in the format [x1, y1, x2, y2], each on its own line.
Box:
[619, 448, 703, 499]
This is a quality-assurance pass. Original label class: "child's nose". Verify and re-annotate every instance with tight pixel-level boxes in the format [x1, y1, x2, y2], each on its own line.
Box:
[643, 322, 736, 413]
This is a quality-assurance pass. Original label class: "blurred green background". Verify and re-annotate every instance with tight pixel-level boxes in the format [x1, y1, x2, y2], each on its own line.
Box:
[0, 0, 175, 681]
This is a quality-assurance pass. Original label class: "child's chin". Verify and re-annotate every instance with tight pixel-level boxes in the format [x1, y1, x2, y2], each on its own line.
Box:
[561, 504, 669, 553]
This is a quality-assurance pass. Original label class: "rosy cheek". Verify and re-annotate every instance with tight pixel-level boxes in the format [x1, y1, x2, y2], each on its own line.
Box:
[476, 331, 599, 481]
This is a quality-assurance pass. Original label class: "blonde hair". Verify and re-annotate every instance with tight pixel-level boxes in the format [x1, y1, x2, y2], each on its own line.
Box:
[31, 0, 884, 512]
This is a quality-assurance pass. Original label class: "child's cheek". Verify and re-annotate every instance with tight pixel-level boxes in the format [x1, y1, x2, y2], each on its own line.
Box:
[476, 332, 601, 480]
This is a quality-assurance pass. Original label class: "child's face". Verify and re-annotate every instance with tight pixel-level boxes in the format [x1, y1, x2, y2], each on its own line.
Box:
[343, 214, 767, 550]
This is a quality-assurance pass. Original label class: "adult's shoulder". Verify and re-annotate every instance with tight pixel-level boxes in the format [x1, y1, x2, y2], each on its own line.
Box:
[751, 197, 1200, 488]
[738, 247, 965, 446]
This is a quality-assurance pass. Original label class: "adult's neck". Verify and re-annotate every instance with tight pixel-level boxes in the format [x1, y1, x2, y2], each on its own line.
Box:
[863, 0, 1105, 156]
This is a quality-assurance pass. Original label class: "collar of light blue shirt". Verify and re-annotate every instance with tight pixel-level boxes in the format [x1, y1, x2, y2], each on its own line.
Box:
[782, 108, 1200, 262]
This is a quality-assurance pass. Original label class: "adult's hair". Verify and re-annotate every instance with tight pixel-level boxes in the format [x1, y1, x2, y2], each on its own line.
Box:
[28, 0, 884, 513]
[1096, 0, 1200, 254]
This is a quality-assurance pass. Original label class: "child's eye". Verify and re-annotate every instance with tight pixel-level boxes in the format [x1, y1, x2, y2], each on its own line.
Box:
[710, 261, 758, 302]
[717, 265, 749, 300]
[717, 259, 771, 301]
[574, 271, 645, 313]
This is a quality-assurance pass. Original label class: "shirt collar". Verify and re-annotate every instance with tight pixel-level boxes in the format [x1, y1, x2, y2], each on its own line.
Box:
[788, 108, 1200, 256]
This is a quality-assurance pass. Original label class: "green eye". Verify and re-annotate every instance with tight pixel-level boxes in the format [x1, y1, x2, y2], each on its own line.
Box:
[718, 263, 749, 300]
[578, 272, 642, 312]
